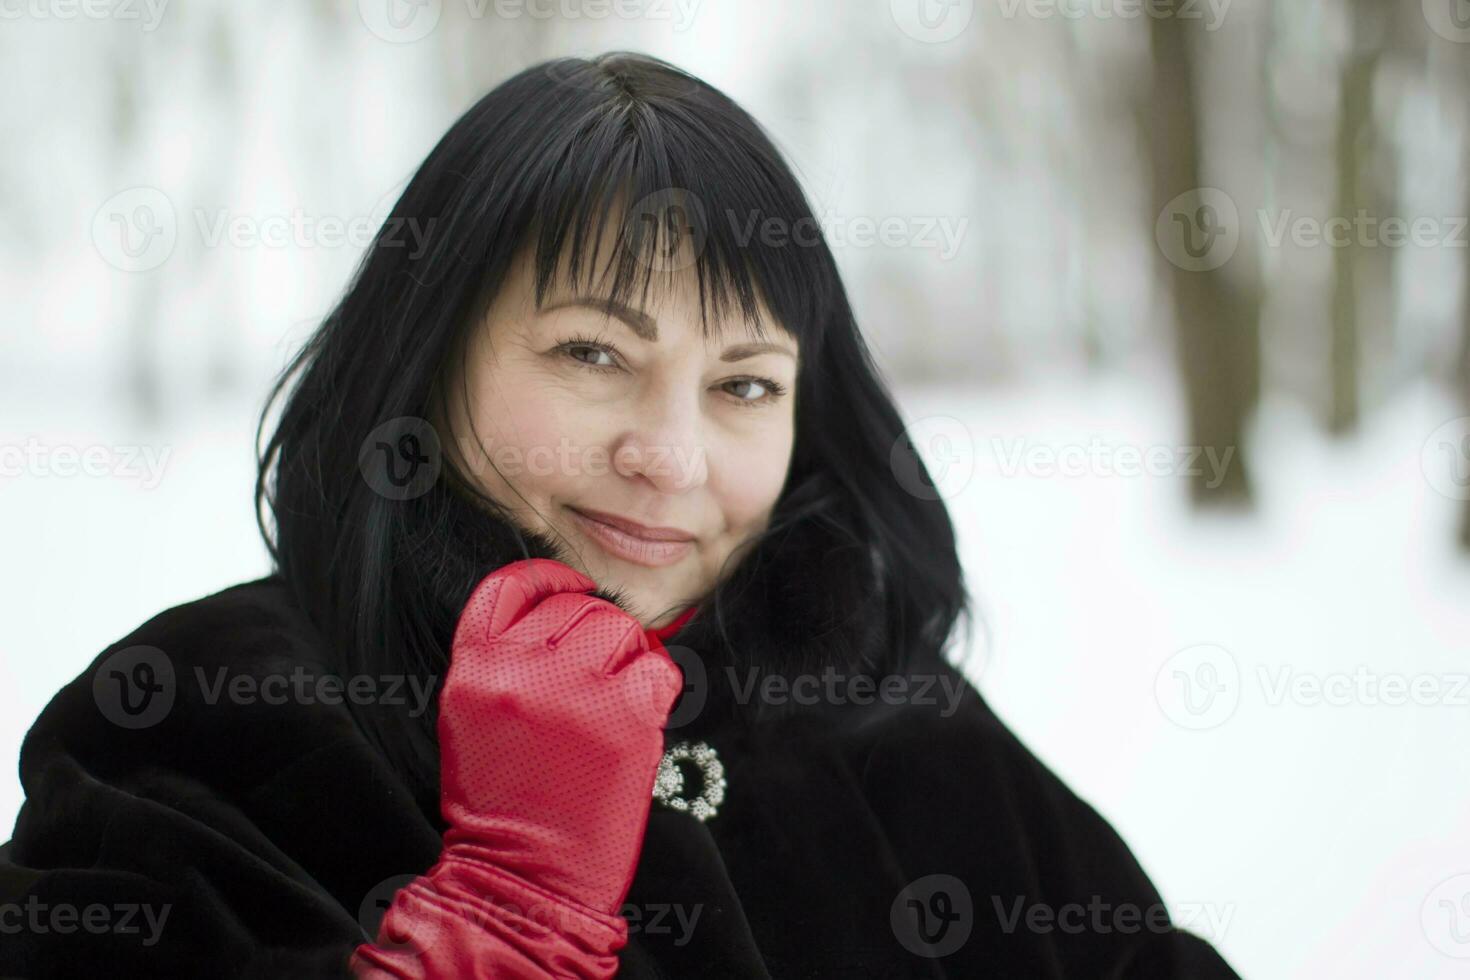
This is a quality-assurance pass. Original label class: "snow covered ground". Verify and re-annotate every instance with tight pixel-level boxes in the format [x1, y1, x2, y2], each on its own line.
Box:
[2, 364, 1467, 978]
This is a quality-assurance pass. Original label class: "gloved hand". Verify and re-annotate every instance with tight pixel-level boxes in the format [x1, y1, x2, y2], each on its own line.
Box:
[351, 558, 685, 979]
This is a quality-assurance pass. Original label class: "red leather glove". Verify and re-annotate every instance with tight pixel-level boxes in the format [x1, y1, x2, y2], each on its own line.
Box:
[351, 558, 685, 979]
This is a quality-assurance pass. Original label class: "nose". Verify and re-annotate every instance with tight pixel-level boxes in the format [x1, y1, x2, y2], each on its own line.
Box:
[610, 383, 709, 494]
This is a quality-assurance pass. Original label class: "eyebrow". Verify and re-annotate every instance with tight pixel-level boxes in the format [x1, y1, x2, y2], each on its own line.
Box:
[540, 297, 798, 362]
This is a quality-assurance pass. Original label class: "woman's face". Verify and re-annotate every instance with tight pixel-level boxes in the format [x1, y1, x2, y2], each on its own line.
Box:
[443, 240, 799, 628]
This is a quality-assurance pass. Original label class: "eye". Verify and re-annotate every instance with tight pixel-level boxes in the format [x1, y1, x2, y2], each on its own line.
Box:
[554, 336, 622, 371]
[721, 376, 788, 407]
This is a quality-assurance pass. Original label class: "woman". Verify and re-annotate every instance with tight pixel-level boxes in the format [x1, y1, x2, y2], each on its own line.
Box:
[0, 54, 1240, 978]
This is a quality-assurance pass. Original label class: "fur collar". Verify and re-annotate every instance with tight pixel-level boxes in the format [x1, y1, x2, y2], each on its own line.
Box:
[397, 477, 896, 743]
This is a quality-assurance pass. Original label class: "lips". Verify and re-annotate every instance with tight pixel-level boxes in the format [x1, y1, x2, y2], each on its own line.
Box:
[567, 507, 695, 542]
[565, 506, 696, 568]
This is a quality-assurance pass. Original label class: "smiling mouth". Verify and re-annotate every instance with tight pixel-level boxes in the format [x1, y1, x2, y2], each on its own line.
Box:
[565, 506, 695, 568]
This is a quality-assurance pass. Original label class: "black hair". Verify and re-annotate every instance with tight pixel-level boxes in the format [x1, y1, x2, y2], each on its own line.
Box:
[255, 52, 974, 812]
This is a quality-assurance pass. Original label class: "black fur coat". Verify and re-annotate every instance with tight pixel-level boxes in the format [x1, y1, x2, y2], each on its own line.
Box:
[0, 493, 1241, 978]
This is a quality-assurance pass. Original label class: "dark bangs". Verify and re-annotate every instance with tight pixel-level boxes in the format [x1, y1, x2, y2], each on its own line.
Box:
[479, 55, 833, 360]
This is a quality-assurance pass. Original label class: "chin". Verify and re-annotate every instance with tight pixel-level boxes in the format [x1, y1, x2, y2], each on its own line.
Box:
[610, 579, 681, 628]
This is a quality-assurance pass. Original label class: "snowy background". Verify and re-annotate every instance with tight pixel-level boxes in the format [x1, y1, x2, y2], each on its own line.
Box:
[4, 2, 1470, 977]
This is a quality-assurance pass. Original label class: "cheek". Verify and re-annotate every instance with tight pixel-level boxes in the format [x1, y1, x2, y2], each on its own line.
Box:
[713, 428, 794, 535]
[465, 361, 602, 501]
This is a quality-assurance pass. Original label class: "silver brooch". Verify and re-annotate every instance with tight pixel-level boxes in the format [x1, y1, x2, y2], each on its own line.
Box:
[652, 741, 726, 822]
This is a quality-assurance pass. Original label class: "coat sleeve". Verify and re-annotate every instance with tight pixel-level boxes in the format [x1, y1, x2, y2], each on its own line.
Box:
[854, 670, 1242, 979]
[0, 586, 375, 979]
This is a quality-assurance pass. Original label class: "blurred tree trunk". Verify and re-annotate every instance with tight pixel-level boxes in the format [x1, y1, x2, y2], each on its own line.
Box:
[1455, 30, 1470, 552]
[107, 40, 161, 424]
[1327, 0, 1389, 435]
[1149, 2, 1259, 505]
[1462, 191, 1470, 551]
[1429, 15, 1470, 551]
